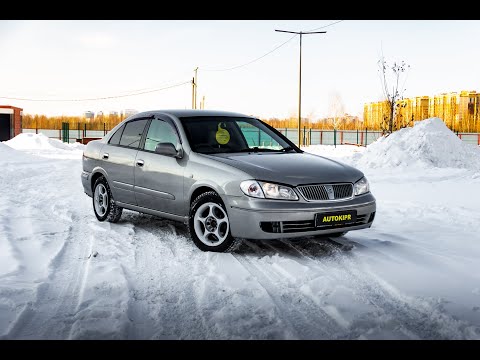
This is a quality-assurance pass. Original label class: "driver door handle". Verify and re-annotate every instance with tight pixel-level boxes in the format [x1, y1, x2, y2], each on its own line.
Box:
[102, 153, 109, 159]
[136, 159, 144, 167]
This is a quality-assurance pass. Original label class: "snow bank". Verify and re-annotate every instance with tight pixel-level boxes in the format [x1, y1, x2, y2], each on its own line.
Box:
[5, 133, 84, 152]
[356, 118, 480, 170]
[3, 133, 84, 159]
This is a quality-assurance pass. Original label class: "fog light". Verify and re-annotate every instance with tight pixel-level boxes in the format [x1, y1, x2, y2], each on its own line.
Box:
[260, 221, 282, 233]
[368, 212, 376, 223]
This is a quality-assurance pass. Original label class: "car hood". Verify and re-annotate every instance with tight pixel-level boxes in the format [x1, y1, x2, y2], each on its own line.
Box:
[206, 152, 364, 186]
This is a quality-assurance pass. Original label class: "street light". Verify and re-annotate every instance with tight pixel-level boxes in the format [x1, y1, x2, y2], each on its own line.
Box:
[275, 29, 326, 147]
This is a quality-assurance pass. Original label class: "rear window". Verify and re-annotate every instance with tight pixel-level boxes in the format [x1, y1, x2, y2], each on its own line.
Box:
[119, 119, 148, 148]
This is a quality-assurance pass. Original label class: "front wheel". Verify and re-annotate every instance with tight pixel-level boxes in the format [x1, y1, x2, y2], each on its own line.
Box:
[92, 176, 123, 223]
[188, 191, 241, 252]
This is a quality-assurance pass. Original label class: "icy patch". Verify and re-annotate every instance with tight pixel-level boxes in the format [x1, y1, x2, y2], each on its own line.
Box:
[355, 118, 480, 170]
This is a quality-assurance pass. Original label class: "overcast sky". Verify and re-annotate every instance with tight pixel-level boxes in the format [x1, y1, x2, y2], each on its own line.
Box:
[1, 20, 479, 119]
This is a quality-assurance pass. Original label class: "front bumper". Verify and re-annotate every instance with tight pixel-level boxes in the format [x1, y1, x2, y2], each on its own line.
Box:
[225, 193, 376, 240]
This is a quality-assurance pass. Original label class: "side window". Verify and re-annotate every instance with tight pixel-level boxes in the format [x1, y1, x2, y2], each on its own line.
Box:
[119, 119, 148, 148]
[108, 125, 124, 145]
[144, 119, 179, 152]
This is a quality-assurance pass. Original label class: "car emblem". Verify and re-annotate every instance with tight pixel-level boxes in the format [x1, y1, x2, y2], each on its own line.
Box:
[324, 185, 335, 200]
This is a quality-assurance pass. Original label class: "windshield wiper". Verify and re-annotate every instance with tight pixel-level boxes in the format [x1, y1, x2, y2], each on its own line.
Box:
[281, 146, 296, 152]
[239, 147, 281, 153]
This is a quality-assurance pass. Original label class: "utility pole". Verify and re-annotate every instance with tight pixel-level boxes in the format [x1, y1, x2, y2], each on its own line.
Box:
[193, 67, 199, 109]
[275, 29, 326, 147]
[191, 77, 195, 109]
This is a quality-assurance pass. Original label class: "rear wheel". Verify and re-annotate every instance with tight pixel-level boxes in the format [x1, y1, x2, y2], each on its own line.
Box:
[188, 191, 241, 252]
[92, 176, 123, 223]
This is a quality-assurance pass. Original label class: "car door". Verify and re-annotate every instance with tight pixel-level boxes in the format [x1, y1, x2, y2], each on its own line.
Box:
[134, 117, 185, 216]
[101, 118, 149, 205]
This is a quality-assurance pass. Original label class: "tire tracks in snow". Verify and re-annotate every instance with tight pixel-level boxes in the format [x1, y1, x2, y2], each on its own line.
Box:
[121, 214, 214, 339]
[1, 158, 98, 339]
[122, 214, 294, 339]
[266, 237, 473, 339]
[5, 212, 94, 339]
[233, 240, 349, 339]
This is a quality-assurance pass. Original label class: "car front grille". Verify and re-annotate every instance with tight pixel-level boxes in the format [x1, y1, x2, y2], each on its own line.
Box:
[297, 183, 353, 201]
[260, 213, 374, 234]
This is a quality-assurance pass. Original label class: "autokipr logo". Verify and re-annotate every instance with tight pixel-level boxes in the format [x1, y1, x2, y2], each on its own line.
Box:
[322, 214, 352, 222]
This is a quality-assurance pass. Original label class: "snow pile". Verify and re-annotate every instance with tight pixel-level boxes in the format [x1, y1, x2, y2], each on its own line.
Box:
[5, 133, 84, 151]
[3, 133, 84, 159]
[356, 118, 480, 170]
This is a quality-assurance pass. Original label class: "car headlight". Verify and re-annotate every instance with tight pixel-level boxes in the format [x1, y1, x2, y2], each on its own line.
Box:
[240, 180, 264, 199]
[354, 177, 369, 196]
[240, 180, 298, 200]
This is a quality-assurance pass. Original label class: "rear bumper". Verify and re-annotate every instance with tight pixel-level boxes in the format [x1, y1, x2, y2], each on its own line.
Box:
[225, 193, 376, 240]
[81, 170, 92, 197]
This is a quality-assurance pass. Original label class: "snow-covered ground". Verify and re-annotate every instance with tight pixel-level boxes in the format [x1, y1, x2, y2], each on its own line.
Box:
[0, 119, 479, 339]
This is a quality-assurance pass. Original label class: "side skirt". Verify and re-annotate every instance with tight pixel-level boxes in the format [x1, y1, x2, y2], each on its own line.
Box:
[116, 201, 188, 224]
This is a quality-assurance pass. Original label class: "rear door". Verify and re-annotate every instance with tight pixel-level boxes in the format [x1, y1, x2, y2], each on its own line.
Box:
[134, 117, 186, 215]
[101, 118, 149, 205]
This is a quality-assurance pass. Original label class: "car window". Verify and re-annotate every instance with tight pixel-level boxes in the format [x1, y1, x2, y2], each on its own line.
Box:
[180, 116, 293, 154]
[143, 119, 179, 152]
[238, 121, 282, 149]
[108, 125, 124, 145]
[119, 119, 148, 148]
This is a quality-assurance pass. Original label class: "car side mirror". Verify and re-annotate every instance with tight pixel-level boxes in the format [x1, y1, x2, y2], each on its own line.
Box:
[155, 142, 183, 158]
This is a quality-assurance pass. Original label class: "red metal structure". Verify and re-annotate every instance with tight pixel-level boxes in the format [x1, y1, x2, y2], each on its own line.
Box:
[0, 105, 23, 141]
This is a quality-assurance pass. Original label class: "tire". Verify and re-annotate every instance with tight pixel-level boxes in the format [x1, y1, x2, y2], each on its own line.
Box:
[188, 191, 241, 252]
[92, 176, 123, 223]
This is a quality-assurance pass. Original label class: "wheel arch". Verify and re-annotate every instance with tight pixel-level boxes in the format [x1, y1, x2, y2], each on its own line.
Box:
[90, 167, 109, 193]
[190, 185, 221, 206]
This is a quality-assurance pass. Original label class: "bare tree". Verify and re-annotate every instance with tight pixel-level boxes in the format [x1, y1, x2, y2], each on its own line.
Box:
[378, 56, 410, 134]
[328, 92, 345, 130]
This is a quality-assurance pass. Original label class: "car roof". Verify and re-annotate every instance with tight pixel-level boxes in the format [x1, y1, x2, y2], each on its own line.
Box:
[130, 109, 256, 120]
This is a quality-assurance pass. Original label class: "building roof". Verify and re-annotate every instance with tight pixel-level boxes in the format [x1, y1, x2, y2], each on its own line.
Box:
[0, 105, 23, 111]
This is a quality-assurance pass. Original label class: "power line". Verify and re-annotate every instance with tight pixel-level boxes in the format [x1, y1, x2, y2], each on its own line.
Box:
[2, 22, 344, 103]
[199, 21, 344, 73]
[0, 81, 191, 102]
[307, 20, 344, 32]
[201, 34, 297, 72]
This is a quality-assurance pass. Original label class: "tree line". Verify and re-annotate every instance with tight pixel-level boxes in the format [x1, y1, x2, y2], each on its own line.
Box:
[23, 112, 477, 133]
[22, 113, 367, 132]
[22, 114, 129, 131]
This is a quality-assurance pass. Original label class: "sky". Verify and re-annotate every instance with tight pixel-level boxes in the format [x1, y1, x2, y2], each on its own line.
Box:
[1, 20, 480, 119]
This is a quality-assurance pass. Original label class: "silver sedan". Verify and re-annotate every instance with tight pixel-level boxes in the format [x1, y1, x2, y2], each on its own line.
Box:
[81, 110, 376, 252]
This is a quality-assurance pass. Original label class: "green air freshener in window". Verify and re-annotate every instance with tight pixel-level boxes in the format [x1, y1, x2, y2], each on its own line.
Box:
[215, 123, 230, 145]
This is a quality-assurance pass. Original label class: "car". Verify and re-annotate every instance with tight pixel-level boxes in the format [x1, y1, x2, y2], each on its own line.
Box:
[81, 110, 376, 252]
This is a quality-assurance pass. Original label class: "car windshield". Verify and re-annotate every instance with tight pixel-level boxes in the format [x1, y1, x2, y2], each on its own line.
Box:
[180, 116, 299, 154]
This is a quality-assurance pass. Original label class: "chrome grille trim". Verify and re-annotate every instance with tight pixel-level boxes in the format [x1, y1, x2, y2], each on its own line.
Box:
[297, 183, 353, 202]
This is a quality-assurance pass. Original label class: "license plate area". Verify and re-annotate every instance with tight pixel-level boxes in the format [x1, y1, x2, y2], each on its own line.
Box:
[315, 210, 357, 228]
